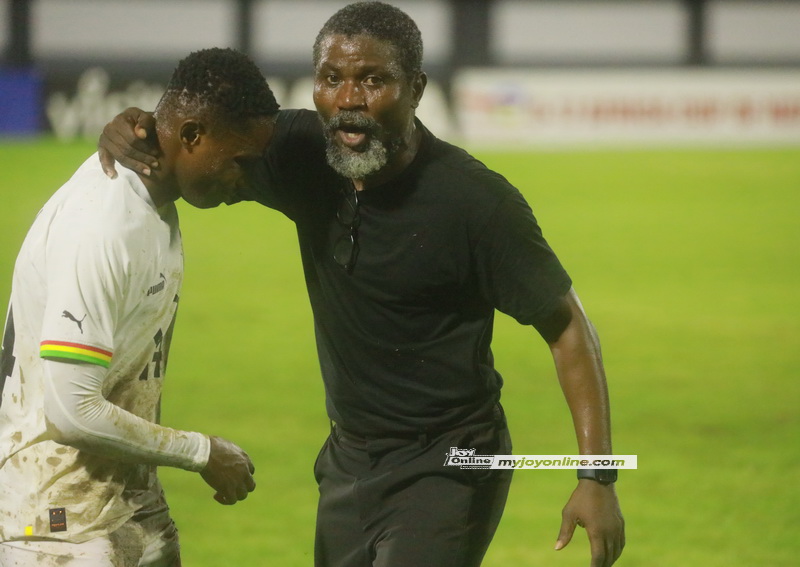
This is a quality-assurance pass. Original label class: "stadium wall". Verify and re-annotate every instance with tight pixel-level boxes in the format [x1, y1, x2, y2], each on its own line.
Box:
[2, 0, 799, 145]
[453, 69, 800, 148]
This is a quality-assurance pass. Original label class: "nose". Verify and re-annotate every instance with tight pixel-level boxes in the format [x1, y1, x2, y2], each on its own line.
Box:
[336, 79, 365, 110]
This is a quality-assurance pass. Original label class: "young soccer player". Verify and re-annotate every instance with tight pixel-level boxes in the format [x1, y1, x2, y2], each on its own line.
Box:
[0, 48, 279, 566]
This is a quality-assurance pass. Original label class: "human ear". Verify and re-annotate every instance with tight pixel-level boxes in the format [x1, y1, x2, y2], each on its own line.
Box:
[411, 72, 427, 109]
[179, 120, 205, 148]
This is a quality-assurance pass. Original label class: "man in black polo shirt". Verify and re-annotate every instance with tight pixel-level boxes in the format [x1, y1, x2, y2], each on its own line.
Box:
[98, 3, 624, 566]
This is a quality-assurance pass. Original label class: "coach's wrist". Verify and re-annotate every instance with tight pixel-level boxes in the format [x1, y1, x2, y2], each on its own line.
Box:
[577, 468, 617, 485]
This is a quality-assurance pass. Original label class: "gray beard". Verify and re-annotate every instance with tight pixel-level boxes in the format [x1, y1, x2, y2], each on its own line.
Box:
[325, 136, 388, 180]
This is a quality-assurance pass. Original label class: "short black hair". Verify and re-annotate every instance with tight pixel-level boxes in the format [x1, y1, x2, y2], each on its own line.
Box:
[158, 47, 279, 126]
[313, 1, 423, 77]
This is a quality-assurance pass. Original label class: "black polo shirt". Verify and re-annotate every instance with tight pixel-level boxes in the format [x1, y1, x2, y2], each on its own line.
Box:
[258, 109, 572, 436]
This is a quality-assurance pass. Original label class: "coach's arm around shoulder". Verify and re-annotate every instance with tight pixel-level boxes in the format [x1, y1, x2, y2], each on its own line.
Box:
[536, 287, 625, 567]
[98, 107, 160, 179]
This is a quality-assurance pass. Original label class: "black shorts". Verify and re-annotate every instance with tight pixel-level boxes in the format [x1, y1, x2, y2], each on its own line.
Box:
[313, 406, 513, 567]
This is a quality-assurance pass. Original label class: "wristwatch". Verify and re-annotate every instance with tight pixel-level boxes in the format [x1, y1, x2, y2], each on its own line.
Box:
[577, 468, 618, 485]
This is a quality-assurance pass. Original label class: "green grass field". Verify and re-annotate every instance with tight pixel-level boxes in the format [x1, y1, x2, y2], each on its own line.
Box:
[1, 139, 798, 566]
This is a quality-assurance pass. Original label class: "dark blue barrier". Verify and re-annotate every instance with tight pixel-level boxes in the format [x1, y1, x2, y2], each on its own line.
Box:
[0, 68, 42, 135]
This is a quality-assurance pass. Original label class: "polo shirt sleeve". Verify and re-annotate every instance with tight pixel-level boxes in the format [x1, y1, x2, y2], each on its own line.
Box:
[257, 109, 330, 220]
[473, 190, 573, 330]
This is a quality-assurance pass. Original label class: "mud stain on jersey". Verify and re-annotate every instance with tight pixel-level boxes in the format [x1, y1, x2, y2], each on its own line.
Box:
[108, 521, 145, 567]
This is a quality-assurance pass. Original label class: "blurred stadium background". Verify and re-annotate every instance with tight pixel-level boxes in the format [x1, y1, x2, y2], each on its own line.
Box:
[1, 1, 798, 566]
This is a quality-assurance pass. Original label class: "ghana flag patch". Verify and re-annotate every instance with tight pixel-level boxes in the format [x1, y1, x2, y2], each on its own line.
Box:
[40, 341, 112, 368]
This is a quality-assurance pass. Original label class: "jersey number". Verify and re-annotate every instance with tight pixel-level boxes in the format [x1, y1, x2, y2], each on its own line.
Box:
[138, 329, 164, 381]
[138, 308, 177, 381]
[0, 308, 16, 408]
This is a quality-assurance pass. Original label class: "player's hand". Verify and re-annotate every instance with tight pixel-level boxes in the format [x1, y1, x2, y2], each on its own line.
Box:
[555, 480, 625, 567]
[97, 107, 159, 179]
[200, 436, 256, 506]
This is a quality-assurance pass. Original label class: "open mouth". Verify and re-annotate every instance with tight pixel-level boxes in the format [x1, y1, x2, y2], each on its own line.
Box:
[336, 125, 368, 150]
[326, 111, 378, 152]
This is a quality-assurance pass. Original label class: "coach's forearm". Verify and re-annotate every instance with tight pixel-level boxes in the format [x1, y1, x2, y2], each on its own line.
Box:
[548, 290, 612, 454]
[42, 360, 210, 471]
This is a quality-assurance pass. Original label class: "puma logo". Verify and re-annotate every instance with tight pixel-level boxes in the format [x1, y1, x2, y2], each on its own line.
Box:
[147, 273, 167, 297]
[62, 311, 86, 334]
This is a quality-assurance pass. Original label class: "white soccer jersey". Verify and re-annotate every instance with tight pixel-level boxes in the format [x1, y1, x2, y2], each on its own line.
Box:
[0, 154, 208, 543]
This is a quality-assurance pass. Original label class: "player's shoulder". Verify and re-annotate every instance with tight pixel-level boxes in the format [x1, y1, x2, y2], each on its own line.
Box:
[43, 154, 164, 246]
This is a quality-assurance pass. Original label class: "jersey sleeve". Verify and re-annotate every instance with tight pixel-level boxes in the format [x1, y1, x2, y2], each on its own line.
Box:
[474, 190, 573, 330]
[42, 359, 210, 471]
[38, 222, 124, 366]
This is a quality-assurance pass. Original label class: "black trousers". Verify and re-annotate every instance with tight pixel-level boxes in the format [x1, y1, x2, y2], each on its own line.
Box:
[313, 407, 513, 567]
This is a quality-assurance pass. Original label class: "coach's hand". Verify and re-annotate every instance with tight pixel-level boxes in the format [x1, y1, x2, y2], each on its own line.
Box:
[555, 480, 625, 567]
[98, 107, 159, 179]
[200, 436, 256, 505]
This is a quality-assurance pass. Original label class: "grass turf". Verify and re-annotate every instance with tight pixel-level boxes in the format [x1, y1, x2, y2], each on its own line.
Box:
[0, 139, 797, 566]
